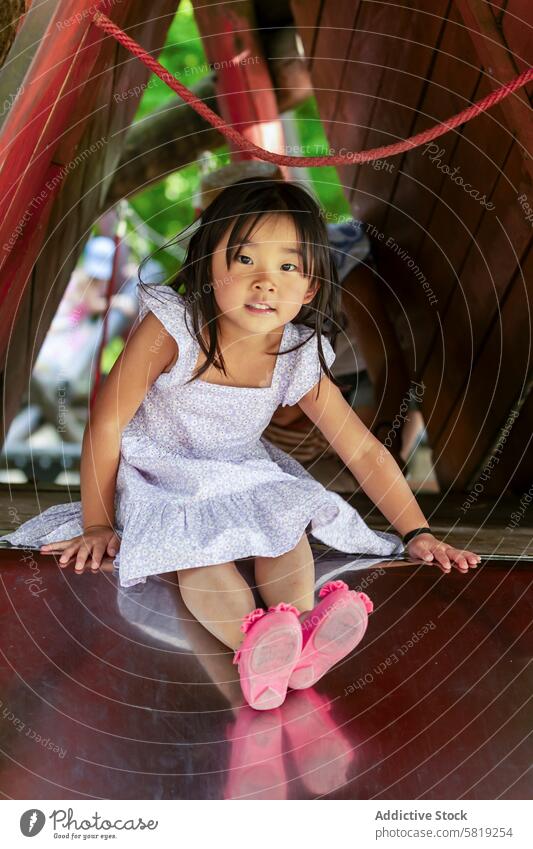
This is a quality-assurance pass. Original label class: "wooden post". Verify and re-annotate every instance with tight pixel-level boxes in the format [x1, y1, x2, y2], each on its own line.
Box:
[191, 0, 286, 165]
[456, 0, 533, 181]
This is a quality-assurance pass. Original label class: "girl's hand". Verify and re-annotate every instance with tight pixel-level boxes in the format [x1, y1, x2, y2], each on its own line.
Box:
[406, 533, 481, 574]
[40, 525, 120, 574]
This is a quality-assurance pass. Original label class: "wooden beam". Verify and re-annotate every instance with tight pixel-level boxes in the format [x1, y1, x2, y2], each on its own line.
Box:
[456, 0, 533, 181]
[192, 0, 284, 161]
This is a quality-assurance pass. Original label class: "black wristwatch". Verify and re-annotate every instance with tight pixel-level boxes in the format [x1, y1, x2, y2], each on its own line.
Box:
[402, 526, 433, 545]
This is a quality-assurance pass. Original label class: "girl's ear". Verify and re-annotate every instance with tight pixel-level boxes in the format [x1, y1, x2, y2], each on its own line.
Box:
[302, 280, 320, 304]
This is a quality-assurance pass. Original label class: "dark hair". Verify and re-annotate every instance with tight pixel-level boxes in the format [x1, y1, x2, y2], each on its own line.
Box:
[140, 177, 345, 394]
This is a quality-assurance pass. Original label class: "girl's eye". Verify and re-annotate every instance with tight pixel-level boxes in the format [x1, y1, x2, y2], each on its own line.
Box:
[281, 262, 298, 272]
[236, 254, 253, 265]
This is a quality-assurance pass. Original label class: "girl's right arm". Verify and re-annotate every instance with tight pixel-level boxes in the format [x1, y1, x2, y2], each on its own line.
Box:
[40, 312, 178, 573]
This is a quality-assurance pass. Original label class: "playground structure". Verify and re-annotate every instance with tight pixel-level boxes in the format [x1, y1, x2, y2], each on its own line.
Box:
[0, 0, 531, 495]
[0, 0, 531, 802]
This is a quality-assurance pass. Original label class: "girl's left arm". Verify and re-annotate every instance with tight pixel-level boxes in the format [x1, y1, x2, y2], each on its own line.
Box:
[299, 377, 481, 574]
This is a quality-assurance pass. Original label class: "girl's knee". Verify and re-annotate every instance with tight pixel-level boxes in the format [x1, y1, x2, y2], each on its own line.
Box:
[258, 533, 312, 565]
[177, 560, 237, 590]
[286, 532, 312, 556]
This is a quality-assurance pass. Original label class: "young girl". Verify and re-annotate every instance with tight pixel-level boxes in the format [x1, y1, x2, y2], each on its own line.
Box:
[2, 178, 480, 711]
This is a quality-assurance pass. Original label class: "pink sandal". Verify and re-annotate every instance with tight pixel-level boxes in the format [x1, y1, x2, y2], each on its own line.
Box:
[288, 580, 373, 690]
[233, 602, 303, 710]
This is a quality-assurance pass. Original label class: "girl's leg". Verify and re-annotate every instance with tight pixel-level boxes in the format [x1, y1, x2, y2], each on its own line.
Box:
[177, 561, 256, 650]
[174, 588, 244, 706]
[254, 534, 315, 615]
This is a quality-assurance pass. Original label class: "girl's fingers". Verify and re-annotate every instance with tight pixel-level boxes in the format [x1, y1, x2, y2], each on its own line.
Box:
[447, 547, 479, 572]
[411, 538, 482, 573]
[90, 544, 107, 571]
[464, 550, 481, 566]
[74, 547, 90, 574]
[59, 546, 78, 565]
[408, 542, 433, 562]
[432, 548, 452, 571]
[107, 536, 119, 556]
[450, 552, 469, 572]
[41, 539, 72, 552]
[416, 543, 450, 571]
[60, 543, 116, 572]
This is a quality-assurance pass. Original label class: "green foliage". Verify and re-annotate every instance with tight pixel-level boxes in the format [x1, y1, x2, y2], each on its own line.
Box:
[101, 335, 124, 375]
[292, 98, 351, 217]
[134, 0, 209, 121]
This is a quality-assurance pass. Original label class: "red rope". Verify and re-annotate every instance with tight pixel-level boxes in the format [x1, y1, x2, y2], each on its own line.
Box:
[92, 9, 532, 166]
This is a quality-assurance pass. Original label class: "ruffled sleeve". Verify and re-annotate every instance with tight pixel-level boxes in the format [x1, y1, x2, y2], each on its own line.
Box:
[136, 282, 189, 346]
[281, 326, 336, 407]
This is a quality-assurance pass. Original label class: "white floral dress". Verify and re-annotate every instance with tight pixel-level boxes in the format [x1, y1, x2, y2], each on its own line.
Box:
[1, 284, 404, 587]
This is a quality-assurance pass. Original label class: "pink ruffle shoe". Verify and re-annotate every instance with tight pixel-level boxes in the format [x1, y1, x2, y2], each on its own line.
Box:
[288, 580, 373, 690]
[233, 602, 303, 710]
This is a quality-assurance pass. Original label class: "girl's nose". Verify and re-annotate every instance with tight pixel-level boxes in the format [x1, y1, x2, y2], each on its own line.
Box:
[252, 276, 275, 291]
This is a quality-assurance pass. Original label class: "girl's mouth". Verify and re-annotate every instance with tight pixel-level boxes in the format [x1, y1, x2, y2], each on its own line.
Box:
[244, 304, 276, 315]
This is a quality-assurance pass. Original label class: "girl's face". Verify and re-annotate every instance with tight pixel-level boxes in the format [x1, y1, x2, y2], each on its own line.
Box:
[209, 214, 319, 335]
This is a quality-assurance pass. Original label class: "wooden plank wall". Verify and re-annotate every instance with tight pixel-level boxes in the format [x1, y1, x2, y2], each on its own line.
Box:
[291, 0, 532, 494]
[1, 0, 177, 440]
